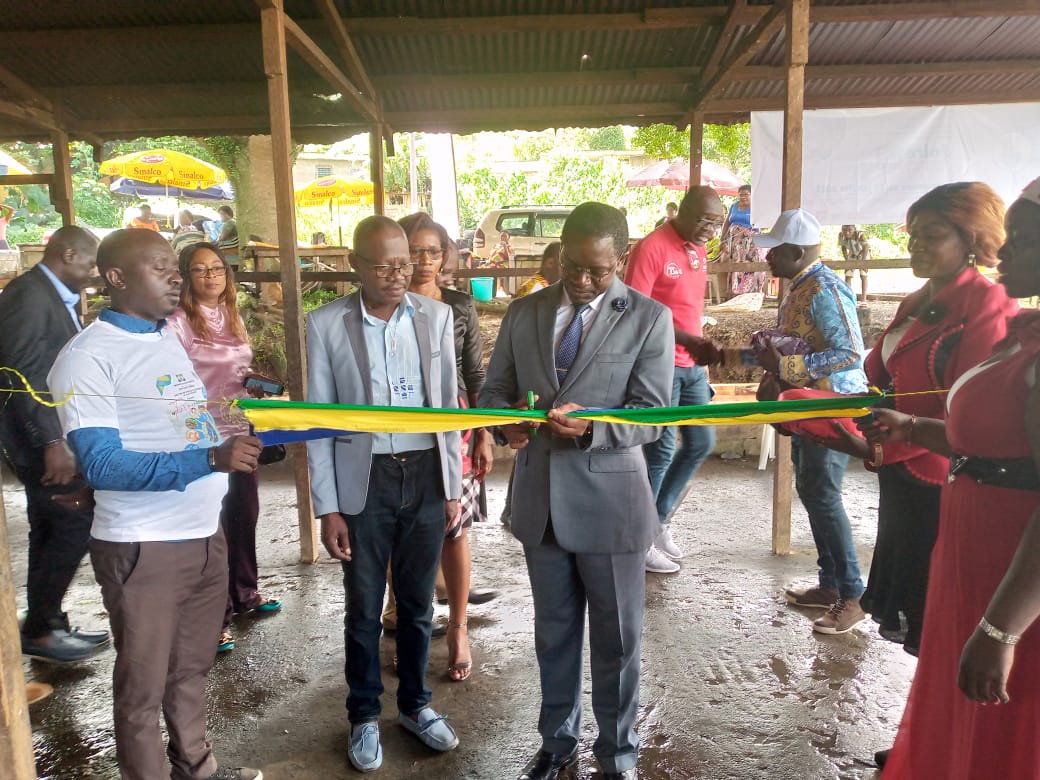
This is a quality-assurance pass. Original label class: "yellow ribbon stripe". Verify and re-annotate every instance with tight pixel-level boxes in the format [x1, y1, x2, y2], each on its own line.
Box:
[234, 397, 877, 437]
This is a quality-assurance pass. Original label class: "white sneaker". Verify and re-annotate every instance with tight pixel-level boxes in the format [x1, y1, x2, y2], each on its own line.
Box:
[656, 527, 683, 560]
[645, 546, 680, 574]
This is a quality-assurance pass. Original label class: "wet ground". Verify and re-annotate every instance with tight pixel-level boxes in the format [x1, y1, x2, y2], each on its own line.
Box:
[6, 453, 913, 779]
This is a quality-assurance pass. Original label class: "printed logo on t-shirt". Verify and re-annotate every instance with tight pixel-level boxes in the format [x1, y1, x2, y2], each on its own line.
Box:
[664, 261, 683, 279]
[157, 371, 221, 449]
[182, 405, 220, 447]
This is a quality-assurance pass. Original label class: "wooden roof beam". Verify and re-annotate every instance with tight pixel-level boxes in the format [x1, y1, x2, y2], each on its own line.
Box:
[733, 59, 1040, 81]
[810, 0, 1040, 24]
[0, 65, 104, 147]
[331, 2, 1040, 35]
[46, 58, 1037, 102]
[0, 63, 56, 115]
[701, 0, 748, 85]
[38, 68, 703, 101]
[693, 2, 785, 109]
[282, 14, 380, 124]
[337, 7, 733, 35]
[0, 98, 60, 133]
[77, 115, 272, 134]
[376, 67, 702, 91]
[315, 0, 379, 107]
[383, 102, 687, 130]
[0, 1, 1036, 52]
[704, 85, 1040, 115]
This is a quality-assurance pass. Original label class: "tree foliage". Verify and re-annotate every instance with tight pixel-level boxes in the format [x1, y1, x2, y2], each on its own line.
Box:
[631, 122, 751, 180]
[588, 126, 626, 151]
[383, 134, 431, 207]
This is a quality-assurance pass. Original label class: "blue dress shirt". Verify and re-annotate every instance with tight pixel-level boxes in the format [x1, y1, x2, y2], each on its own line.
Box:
[361, 294, 436, 454]
[37, 262, 82, 331]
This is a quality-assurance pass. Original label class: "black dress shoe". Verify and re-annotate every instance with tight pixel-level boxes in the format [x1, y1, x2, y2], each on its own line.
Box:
[69, 627, 111, 646]
[517, 745, 579, 780]
[22, 629, 107, 664]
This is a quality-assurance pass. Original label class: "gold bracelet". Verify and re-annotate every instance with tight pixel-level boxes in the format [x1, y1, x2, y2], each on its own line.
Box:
[979, 616, 1021, 646]
[869, 442, 884, 468]
[908, 414, 917, 444]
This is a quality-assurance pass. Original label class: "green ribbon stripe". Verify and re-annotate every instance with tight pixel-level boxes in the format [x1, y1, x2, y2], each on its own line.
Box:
[235, 393, 882, 425]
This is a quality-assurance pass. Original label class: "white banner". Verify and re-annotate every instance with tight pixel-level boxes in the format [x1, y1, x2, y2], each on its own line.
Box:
[751, 104, 1040, 226]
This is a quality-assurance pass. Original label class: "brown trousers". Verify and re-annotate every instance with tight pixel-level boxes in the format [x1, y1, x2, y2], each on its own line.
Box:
[90, 530, 228, 780]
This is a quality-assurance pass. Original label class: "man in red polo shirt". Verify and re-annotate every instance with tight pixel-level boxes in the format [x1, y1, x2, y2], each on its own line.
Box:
[624, 186, 725, 573]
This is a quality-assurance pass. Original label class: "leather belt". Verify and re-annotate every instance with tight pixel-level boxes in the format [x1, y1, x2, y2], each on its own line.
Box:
[948, 454, 1040, 491]
[373, 448, 434, 463]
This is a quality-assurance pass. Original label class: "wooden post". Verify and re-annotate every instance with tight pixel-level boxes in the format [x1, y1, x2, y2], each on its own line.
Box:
[49, 130, 74, 226]
[0, 481, 37, 780]
[689, 110, 704, 189]
[369, 125, 385, 216]
[260, 0, 318, 563]
[771, 0, 809, 556]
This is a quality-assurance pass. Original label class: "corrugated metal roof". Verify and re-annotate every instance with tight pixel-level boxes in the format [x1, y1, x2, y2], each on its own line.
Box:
[0, 1, 1037, 140]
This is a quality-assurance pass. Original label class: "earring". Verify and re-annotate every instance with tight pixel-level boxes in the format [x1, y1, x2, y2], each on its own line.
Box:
[967, 253, 977, 267]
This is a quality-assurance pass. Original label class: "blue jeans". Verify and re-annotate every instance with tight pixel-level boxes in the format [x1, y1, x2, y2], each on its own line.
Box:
[644, 365, 716, 525]
[342, 450, 445, 723]
[791, 435, 864, 600]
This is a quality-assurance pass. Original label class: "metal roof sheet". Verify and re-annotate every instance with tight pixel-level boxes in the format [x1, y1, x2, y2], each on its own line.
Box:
[0, 1, 1037, 141]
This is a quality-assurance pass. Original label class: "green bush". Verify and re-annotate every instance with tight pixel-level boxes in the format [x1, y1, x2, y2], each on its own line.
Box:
[302, 287, 340, 312]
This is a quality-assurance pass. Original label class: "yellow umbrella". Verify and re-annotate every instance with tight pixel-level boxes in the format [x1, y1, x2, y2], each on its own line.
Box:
[99, 148, 227, 190]
[0, 150, 32, 176]
[295, 176, 375, 244]
[295, 176, 374, 207]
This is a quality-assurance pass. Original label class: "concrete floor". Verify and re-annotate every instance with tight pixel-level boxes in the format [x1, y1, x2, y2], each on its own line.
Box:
[7, 453, 912, 779]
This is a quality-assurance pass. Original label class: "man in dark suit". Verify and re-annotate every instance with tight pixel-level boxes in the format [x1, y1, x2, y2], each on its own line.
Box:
[0, 225, 110, 663]
[479, 203, 675, 780]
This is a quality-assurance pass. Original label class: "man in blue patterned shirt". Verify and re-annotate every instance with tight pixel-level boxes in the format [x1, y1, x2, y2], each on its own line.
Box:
[752, 209, 869, 636]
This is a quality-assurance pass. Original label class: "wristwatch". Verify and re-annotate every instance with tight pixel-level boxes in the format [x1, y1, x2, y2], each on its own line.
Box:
[207, 447, 217, 471]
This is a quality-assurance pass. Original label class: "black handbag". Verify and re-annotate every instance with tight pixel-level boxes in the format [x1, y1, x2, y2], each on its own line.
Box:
[257, 444, 287, 465]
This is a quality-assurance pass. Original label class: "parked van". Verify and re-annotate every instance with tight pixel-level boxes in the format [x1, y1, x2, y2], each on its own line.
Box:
[471, 205, 573, 259]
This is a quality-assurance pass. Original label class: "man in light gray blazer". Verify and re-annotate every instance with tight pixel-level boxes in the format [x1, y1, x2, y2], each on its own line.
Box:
[479, 203, 675, 780]
[307, 216, 462, 773]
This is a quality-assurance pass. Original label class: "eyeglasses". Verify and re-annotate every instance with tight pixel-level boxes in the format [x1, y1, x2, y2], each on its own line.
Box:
[696, 217, 725, 230]
[355, 254, 414, 278]
[189, 266, 227, 278]
[561, 258, 617, 282]
[409, 246, 444, 262]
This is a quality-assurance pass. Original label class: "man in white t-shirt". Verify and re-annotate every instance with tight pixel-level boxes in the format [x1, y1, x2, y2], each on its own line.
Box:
[48, 229, 264, 780]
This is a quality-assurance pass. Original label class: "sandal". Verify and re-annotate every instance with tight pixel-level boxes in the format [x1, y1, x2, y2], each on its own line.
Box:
[217, 630, 235, 653]
[252, 597, 282, 614]
[446, 621, 471, 682]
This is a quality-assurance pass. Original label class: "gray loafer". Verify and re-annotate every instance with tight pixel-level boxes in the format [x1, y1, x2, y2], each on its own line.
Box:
[348, 721, 382, 772]
[398, 707, 458, 752]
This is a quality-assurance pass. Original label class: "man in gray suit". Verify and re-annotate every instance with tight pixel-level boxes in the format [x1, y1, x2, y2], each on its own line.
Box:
[480, 203, 675, 780]
[307, 216, 463, 773]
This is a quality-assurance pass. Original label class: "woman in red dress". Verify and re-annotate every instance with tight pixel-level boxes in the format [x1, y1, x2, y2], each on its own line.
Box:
[819, 183, 1016, 658]
[863, 177, 1040, 778]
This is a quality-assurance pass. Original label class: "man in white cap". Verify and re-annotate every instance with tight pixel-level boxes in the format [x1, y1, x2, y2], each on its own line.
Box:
[752, 209, 869, 635]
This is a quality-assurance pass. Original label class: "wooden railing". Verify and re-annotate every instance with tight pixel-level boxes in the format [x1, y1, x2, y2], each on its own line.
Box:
[233, 256, 910, 286]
